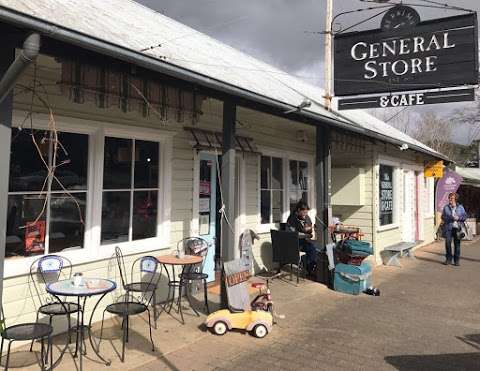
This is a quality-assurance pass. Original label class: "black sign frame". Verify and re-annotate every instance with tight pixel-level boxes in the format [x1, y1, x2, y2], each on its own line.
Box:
[334, 13, 478, 97]
[338, 88, 475, 110]
[379, 165, 394, 227]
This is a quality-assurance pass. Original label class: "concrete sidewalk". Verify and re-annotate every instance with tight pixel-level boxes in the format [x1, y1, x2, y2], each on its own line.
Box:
[8, 239, 480, 370]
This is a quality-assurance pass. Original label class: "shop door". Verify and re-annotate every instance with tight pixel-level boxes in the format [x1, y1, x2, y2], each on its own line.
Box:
[402, 170, 417, 242]
[198, 153, 217, 282]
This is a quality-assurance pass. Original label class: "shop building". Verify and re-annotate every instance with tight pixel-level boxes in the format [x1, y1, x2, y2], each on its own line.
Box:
[0, 0, 446, 328]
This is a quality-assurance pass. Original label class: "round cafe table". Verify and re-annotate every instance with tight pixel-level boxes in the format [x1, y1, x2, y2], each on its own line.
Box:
[156, 254, 203, 324]
[47, 278, 116, 370]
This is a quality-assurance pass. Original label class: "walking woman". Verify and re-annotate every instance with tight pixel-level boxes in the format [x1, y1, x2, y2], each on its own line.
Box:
[441, 192, 467, 266]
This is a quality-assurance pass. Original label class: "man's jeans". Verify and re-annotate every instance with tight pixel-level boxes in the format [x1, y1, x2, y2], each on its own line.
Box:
[445, 229, 461, 263]
[299, 240, 317, 272]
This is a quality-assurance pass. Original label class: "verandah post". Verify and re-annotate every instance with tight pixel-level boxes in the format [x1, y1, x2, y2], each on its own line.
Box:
[315, 125, 332, 248]
[220, 98, 237, 307]
[0, 46, 15, 302]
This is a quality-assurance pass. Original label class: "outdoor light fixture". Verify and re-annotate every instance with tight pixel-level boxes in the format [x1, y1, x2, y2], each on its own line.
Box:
[284, 98, 312, 114]
[399, 143, 409, 151]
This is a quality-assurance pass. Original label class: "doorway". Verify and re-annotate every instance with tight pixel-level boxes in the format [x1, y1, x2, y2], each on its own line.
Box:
[195, 152, 246, 282]
[402, 170, 419, 242]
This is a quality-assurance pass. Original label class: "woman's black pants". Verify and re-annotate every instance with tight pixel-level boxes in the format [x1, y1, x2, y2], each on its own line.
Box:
[445, 229, 461, 263]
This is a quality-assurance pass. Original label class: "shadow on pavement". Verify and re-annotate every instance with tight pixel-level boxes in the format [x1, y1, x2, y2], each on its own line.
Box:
[385, 352, 480, 370]
[457, 333, 480, 351]
[414, 255, 444, 265]
[422, 250, 480, 264]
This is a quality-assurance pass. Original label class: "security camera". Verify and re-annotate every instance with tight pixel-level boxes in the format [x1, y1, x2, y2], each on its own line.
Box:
[399, 143, 409, 151]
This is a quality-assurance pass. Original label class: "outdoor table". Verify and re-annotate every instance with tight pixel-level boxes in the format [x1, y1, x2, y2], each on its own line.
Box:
[156, 254, 203, 324]
[46, 278, 116, 370]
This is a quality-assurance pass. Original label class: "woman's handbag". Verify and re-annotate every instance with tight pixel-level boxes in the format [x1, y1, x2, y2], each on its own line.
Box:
[458, 222, 469, 240]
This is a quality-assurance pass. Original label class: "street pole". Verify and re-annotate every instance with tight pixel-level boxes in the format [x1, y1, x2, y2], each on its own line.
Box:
[324, 0, 333, 110]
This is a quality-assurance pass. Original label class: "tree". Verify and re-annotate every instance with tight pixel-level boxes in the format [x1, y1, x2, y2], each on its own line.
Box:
[452, 90, 480, 146]
[412, 111, 456, 159]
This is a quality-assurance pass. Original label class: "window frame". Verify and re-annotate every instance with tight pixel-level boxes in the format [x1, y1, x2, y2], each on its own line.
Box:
[257, 148, 314, 233]
[5, 111, 173, 278]
[100, 137, 161, 244]
[260, 155, 284, 225]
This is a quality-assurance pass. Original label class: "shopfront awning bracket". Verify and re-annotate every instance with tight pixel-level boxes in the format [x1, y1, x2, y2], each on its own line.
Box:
[184, 127, 260, 154]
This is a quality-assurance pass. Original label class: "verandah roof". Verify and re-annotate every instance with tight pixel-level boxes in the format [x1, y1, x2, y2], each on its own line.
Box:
[0, 0, 445, 160]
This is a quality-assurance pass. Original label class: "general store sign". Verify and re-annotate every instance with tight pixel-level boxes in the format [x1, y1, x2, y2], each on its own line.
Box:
[334, 13, 478, 97]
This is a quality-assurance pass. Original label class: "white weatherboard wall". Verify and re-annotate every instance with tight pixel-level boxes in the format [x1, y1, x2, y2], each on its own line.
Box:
[2, 54, 438, 336]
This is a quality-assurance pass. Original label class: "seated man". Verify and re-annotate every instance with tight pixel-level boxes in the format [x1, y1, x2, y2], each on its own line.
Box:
[286, 201, 317, 275]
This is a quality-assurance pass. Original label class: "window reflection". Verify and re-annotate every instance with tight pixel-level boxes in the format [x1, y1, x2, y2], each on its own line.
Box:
[101, 191, 130, 244]
[49, 193, 86, 253]
[6, 195, 46, 257]
[103, 137, 132, 189]
[133, 191, 158, 240]
[134, 140, 159, 189]
[9, 129, 49, 192]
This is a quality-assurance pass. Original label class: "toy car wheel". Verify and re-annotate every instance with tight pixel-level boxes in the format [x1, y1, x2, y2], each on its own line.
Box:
[212, 321, 228, 336]
[253, 324, 268, 338]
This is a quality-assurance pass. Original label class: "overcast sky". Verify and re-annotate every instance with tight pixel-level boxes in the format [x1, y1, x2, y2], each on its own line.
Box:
[137, 0, 480, 143]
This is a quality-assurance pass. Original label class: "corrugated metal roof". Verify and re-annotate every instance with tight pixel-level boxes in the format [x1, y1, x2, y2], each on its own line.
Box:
[456, 166, 480, 185]
[0, 0, 443, 159]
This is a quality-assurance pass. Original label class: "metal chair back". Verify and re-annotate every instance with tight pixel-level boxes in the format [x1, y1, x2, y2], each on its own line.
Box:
[270, 230, 300, 266]
[178, 237, 209, 275]
[115, 246, 128, 290]
[29, 255, 73, 307]
[130, 256, 162, 305]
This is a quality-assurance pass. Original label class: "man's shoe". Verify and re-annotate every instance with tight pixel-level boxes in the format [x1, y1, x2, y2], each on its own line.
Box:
[443, 260, 451, 265]
[454, 261, 460, 266]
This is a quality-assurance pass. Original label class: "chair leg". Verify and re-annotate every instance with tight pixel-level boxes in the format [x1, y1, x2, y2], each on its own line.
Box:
[185, 281, 199, 317]
[67, 312, 72, 344]
[49, 336, 53, 371]
[30, 311, 40, 352]
[177, 282, 184, 324]
[147, 309, 154, 352]
[126, 316, 129, 344]
[1, 336, 4, 364]
[203, 279, 210, 314]
[98, 309, 107, 350]
[5, 341, 12, 371]
[152, 290, 157, 329]
[121, 316, 127, 363]
[40, 337, 45, 371]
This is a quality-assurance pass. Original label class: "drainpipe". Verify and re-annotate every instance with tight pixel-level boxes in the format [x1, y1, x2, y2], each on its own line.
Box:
[0, 33, 41, 103]
[0, 33, 40, 303]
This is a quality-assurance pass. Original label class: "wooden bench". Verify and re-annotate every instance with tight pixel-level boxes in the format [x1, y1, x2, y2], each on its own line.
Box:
[381, 241, 420, 267]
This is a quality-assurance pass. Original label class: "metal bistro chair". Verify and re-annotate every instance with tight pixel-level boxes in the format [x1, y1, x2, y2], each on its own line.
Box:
[29, 255, 81, 359]
[0, 307, 53, 371]
[128, 255, 162, 328]
[270, 230, 306, 284]
[177, 237, 210, 316]
[98, 247, 156, 362]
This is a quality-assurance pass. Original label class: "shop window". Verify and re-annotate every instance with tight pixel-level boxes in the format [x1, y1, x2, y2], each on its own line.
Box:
[6, 129, 88, 258]
[379, 164, 394, 226]
[288, 160, 309, 212]
[260, 156, 283, 224]
[101, 137, 159, 244]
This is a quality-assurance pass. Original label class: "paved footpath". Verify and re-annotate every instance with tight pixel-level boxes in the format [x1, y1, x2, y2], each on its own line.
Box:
[140, 239, 480, 371]
[11, 239, 480, 371]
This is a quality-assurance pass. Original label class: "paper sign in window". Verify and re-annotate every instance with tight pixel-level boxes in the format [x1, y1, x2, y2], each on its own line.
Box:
[199, 198, 210, 213]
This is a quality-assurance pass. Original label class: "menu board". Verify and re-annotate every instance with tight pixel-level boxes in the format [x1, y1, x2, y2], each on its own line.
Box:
[379, 165, 393, 226]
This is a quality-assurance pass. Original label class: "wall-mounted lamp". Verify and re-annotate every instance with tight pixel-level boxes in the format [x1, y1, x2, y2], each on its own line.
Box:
[284, 98, 312, 114]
